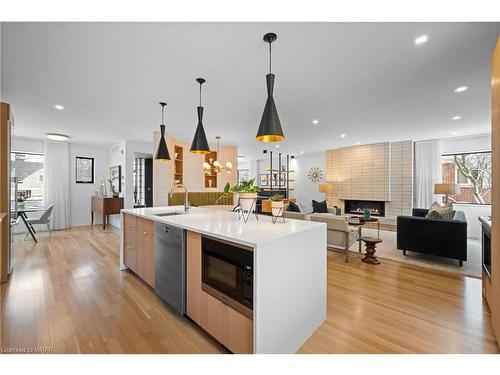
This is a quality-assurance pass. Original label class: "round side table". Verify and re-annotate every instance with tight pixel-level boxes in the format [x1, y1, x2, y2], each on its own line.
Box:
[360, 236, 382, 265]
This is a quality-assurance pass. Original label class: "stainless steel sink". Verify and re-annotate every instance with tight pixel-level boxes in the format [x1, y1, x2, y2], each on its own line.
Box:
[153, 212, 186, 217]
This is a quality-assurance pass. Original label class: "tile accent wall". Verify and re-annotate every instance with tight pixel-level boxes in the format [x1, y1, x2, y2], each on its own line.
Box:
[325, 140, 413, 221]
[386, 141, 413, 219]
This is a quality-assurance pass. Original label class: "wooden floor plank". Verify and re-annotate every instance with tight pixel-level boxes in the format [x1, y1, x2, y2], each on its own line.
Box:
[1, 225, 498, 354]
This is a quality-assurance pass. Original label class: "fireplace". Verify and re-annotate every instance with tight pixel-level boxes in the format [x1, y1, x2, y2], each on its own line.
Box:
[344, 200, 385, 217]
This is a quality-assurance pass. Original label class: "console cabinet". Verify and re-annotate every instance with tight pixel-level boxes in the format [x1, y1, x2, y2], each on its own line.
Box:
[123, 213, 155, 288]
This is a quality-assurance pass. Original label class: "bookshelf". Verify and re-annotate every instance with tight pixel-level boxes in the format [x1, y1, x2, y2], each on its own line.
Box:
[204, 151, 218, 188]
[260, 152, 295, 198]
[174, 145, 183, 185]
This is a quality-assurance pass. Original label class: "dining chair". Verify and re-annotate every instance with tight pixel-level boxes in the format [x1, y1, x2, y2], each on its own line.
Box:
[25, 205, 54, 239]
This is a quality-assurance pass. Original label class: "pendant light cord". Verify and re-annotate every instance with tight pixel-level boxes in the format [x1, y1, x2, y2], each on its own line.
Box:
[161, 105, 164, 125]
[269, 41, 272, 74]
[199, 82, 202, 106]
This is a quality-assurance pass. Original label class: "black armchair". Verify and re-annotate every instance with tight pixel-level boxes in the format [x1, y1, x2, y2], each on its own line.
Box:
[397, 208, 468, 266]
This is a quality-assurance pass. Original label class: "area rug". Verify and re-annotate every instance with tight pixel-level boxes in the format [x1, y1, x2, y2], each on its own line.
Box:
[345, 228, 482, 278]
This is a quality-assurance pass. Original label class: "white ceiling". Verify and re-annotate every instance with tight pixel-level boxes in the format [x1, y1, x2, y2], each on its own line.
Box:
[1, 22, 498, 159]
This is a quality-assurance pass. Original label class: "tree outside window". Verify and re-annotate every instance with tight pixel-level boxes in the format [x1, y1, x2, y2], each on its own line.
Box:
[441, 152, 491, 204]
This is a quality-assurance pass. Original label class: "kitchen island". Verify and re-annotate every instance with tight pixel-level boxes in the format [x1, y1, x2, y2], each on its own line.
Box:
[120, 205, 327, 354]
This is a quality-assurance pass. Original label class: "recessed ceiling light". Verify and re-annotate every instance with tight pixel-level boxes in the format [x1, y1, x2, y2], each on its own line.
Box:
[54, 104, 64, 110]
[451, 132, 457, 135]
[340, 134, 346, 138]
[414, 35, 428, 46]
[312, 119, 319, 125]
[452, 116, 462, 120]
[300, 150, 304, 154]
[46, 133, 69, 141]
[356, 142, 361, 145]
[454, 86, 468, 93]
[275, 144, 280, 148]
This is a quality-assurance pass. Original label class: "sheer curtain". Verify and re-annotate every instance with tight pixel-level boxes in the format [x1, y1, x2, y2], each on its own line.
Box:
[44, 141, 71, 229]
[414, 140, 442, 208]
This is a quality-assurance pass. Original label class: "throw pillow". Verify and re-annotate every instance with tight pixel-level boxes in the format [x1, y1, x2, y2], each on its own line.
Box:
[287, 201, 301, 212]
[425, 209, 456, 221]
[312, 200, 328, 213]
[430, 201, 453, 214]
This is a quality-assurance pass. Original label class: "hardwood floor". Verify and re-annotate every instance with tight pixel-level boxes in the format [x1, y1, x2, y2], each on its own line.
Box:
[1, 226, 498, 354]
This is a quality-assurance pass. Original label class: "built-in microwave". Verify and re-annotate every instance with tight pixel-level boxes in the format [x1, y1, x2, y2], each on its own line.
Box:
[201, 236, 253, 319]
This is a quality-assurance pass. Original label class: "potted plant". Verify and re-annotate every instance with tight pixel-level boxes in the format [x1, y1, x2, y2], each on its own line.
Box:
[108, 179, 119, 198]
[217, 178, 261, 212]
[270, 194, 285, 217]
[16, 192, 26, 208]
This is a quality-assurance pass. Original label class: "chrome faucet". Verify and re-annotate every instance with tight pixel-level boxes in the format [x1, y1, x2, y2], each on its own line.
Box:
[169, 183, 190, 212]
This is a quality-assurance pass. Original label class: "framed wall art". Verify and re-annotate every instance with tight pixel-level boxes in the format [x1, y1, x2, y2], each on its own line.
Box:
[75, 157, 94, 184]
[259, 174, 268, 186]
[109, 165, 122, 193]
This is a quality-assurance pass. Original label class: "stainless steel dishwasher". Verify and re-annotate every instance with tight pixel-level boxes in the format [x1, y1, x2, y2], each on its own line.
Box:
[155, 222, 186, 315]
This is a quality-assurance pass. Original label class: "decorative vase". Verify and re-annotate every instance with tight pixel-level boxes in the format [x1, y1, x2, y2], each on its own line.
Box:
[239, 192, 257, 212]
[271, 200, 284, 217]
[100, 179, 107, 197]
[363, 208, 371, 219]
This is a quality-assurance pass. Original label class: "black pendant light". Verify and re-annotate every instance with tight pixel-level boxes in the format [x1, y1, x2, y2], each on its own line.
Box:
[256, 32, 285, 142]
[155, 102, 171, 160]
[190, 78, 211, 154]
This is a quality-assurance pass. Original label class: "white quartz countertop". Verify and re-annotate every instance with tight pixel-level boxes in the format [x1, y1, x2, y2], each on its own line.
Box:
[122, 205, 325, 247]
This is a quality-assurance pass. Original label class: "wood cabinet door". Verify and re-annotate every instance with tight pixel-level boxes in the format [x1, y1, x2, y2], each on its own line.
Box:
[123, 214, 137, 272]
[136, 217, 155, 288]
[186, 230, 253, 353]
[186, 231, 202, 324]
[224, 303, 253, 354]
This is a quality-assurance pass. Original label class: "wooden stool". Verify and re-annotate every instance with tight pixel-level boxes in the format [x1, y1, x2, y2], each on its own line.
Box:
[360, 236, 382, 265]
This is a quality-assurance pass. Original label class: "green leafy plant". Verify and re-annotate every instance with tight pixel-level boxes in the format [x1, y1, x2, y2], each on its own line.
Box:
[108, 179, 117, 194]
[216, 178, 261, 202]
[270, 194, 284, 201]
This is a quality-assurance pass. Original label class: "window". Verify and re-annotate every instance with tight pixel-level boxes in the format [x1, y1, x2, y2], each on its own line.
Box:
[441, 151, 491, 204]
[133, 158, 145, 207]
[10, 152, 45, 208]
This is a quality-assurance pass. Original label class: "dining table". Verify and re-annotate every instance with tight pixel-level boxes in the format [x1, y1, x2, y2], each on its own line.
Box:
[11, 206, 46, 243]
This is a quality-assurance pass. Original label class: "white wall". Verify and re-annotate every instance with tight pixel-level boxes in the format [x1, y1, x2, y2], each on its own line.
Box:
[108, 140, 153, 228]
[11, 136, 44, 153]
[453, 203, 490, 240]
[69, 143, 110, 227]
[11, 136, 110, 231]
[291, 153, 328, 213]
[441, 133, 491, 154]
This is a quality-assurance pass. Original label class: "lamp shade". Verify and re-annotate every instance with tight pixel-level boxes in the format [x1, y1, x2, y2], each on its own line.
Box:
[190, 106, 210, 154]
[156, 125, 171, 160]
[155, 102, 171, 160]
[434, 183, 459, 195]
[319, 183, 333, 193]
[256, 74, 284, 142]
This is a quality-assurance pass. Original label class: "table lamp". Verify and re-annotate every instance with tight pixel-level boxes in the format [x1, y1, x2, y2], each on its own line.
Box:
[319, 183, 333, 194]
[434, 183, 459, 204]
